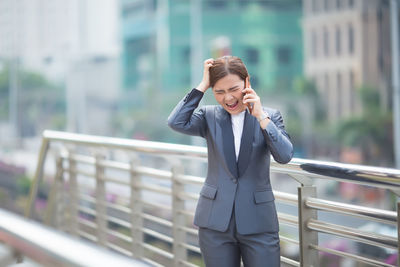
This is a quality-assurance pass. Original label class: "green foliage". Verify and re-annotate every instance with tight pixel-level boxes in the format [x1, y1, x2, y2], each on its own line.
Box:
[16, 174, 31, 196]
[337, 86, 394, 166]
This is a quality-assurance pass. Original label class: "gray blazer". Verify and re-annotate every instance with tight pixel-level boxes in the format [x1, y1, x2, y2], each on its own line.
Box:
[168, 89, 293, 235]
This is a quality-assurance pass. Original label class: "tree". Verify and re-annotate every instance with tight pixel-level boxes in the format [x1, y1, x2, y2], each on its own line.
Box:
[337, 86, 394, 166]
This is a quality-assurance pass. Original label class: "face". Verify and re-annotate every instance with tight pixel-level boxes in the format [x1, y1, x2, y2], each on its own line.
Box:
[212, 74, 247, 115]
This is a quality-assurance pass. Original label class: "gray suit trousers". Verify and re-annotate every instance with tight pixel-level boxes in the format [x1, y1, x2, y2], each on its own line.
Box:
[198, 209, 280, 267]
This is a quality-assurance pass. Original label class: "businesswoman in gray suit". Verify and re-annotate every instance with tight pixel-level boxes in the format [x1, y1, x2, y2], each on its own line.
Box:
[168, 56, 293, 267]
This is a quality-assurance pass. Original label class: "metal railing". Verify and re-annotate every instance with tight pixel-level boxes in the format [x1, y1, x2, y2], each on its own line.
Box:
[25, 130, 400, 267]
[0, 208, 148, 266]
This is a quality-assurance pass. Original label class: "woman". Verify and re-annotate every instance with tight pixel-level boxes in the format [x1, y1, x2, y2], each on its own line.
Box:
[168, 56, 293, 267]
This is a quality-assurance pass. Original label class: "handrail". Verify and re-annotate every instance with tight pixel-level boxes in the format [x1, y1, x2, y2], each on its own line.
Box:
[38, 130, 400, 187]
[0, 208, 149, 267]
[24, 130, 400, 266]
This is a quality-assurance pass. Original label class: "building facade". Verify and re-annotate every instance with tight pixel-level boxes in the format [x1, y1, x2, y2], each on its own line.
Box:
[303, 0, 391, 122]
[120, 0, 303, 98]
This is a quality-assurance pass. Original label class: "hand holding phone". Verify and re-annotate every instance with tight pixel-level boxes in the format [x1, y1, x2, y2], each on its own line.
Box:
[244, 77, 253, 114]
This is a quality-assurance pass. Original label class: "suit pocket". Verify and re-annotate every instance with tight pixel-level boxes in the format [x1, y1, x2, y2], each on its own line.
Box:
[254, 190, 274, 204]
[200, 183, 217, 200]
[194, 184, 218, 227]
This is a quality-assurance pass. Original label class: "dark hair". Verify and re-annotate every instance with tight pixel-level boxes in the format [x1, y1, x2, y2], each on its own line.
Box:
[209, 56, 249, 88]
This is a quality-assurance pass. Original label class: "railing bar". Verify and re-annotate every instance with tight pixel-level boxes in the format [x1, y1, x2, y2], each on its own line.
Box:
[277, 212, 298, 227]
[77, 218, 97, 229]
[273, 191, 298, 205]
[309, 244, 396, 267]
[177, 226, 198, 236]
[106, 229, 133, 243]
[142, 214, 173, 227]
[178, 259, 199, 267]
[99, 160, 130, 171]
[77, 230, 97, 242]
[307, 219, 398, 250]
[178, 192, 198, 201]
[279, 236, 299, 245]
[106, 242, 133, 257]
[280, 256, 300, 267]
[176, 174, 205, 184]
[77, 193, 96, 204]
[141, 257, 164, 267]
[142, 228, 173, 243]
[106, 216, 132, 228]
[78, 206, 96, 216]
[135, 166, 172, 179]
[139, 184, 172, 195]
[105, 202, 131, 214]
[63, 167, 96, 178]
[140, 200, 172, 211]
[180, 243, 201, 254]
[177, 210, 195, 217]
[61, 154, 95, 165]
[306, 197, 397, 225]
[142, 243, 174, 259]
[102, 175, 130, 186]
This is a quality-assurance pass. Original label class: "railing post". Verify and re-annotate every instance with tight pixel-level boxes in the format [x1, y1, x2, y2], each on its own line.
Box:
[68, 151, 79, 237]
[397, 201, 400, 267]
[298, 185, 318, 267]
[171, 161, 187, 266]
[44, 155, 64, 227]
[95, 154, 107, 247]
[130, 156, 144, 259]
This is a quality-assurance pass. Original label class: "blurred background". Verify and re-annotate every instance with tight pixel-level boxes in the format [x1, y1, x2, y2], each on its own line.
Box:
[0, 0, 397, 167]
[0, 0, 399, 265]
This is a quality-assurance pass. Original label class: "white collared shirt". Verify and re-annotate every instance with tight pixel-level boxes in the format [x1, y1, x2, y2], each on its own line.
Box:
[231, 110, 246, 161]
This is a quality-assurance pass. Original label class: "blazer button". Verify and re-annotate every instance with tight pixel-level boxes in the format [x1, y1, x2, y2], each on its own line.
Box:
[232, 179, 238, 184]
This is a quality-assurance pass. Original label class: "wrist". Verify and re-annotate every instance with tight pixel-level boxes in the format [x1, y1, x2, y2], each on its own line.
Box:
[257, 112, 270, 122]
[196, 81, 209, 92]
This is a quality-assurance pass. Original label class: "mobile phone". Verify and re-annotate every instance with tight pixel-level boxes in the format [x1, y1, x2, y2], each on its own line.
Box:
[244, 77, 253, 114]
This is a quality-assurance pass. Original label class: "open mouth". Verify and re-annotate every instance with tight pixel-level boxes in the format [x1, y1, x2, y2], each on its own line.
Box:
[226, 100, 239, 110]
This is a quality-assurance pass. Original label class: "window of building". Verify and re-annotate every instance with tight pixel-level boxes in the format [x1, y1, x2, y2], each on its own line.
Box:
[245, 48, 259, 64]
[337, 72, 342, 117]
[349, 0, 355, 8]
[311, 30, 317, 58]
[335, 26, 341, 56]
[348, 24, 354, 54]
[324, 0, 330, 12]
[276, 46, 291, 65]
[336, 0, 342, 10]
[349, 70, 355, 113]
[323, 27, 329, 57]
[311, 0, 318, 13]
[207, 0, 227, 8]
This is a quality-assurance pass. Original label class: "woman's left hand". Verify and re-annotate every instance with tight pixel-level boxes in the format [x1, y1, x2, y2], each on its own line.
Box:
[242, 87, 264, 119]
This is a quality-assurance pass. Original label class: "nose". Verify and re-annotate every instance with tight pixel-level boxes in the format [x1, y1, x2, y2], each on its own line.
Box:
[224, 93, 234, 102]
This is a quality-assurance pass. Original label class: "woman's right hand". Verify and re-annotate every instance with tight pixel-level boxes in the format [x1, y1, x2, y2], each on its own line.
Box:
[196, 58, 214, 93]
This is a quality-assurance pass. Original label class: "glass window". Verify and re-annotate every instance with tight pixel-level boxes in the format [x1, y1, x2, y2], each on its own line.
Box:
[246, 48, 259, 64]
[324, 0, 329, 12]
[312, 30, 317, 58]
[335, 26, 341, 55]
[337, 72, 342, 117]
[276, 46, 291, 64]
[349, 0, 355, 8]
[348, 24, 354, 54]
[323, 27, 329, 57]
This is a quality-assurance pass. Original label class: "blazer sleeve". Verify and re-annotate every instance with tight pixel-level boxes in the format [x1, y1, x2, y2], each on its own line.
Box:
[167, 88, 207, 137]
[262, 109, 293, 164]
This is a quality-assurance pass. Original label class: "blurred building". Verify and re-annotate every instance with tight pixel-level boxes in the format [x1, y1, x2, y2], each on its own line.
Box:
[303, 0, 391, 122]
[120, 0, 303, 96]
[0, 0, 121, 137]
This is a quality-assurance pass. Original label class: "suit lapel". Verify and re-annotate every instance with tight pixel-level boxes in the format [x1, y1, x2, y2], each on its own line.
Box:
[237, 110, 255, 177]
[217, 109, 238, 178]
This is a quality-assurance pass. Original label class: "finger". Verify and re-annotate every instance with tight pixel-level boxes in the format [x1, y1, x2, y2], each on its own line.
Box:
[242, 88, 256, 94]
[246, 76, 251, 88]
